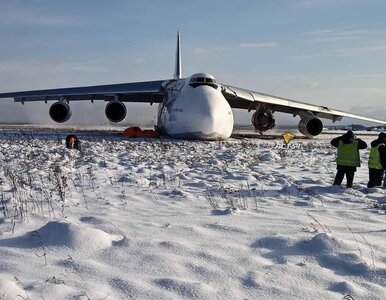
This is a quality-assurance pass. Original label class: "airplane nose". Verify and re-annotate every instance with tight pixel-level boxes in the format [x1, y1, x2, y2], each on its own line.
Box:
[167, 86, 234, 140]
[197, 88, 232, 130]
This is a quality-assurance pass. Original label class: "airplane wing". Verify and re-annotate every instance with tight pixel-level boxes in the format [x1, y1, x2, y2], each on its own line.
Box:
[221, 84, 386, 124]
[0, 80, 167, 103]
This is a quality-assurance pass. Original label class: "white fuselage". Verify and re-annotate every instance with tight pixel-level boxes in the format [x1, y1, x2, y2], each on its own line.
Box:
[156, 73, 234, 140]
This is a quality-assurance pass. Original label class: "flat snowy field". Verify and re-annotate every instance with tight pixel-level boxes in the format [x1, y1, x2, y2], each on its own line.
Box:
[0, 129, 385, 299]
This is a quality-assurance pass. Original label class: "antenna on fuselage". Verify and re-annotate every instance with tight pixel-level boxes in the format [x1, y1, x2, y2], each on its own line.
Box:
[174, 31, 182, 80]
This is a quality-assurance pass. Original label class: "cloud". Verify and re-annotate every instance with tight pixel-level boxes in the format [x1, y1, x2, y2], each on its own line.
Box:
[352, 73, 386, 78]
[0, 3, 84, 27]
[350, 105, 386, 121]
[0, 59, 106, 75]
[192, 42, 278, 57]
[238, 42, 278, 49]
[293, 26, 386, 59]
[290, 0, 368, 10]
[309, 81, 320, 88]
[337, 87, 386, 96]
[192, 46, 228, 56]
[304, 28, 386, 44]
[0, 59, 109, 93]
[133, 58, 145, 65]
[290, 0, 330, 9]
[331, 44, 386, 56]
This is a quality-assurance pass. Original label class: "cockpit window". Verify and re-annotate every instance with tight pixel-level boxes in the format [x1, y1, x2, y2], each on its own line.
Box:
[190, 77, 216, 83]
[189, 76, 218, 89]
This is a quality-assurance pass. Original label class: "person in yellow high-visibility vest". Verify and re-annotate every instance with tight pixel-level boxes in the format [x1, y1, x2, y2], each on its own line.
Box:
[367, 132, 386, 188]
[331, 131, 367, 188]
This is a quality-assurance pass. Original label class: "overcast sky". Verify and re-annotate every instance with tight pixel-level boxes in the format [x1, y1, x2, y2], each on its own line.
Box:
[1, 0, 386, 126]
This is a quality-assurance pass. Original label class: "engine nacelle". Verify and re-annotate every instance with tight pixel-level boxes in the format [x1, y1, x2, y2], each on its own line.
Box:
[105, 101, 126, 123]
[49, 102, 72, 123]
[298, 115, 323, 137]
[251, 110, 276, 132]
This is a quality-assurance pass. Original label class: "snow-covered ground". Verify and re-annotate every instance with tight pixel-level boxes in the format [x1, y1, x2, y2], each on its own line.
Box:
[0, 130, 385, 299]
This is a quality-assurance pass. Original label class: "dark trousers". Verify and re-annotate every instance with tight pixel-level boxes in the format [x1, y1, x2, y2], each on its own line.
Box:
[367, 168, 384, 188]
[384, 173, 386, 188]
[334, 165, 356, 188]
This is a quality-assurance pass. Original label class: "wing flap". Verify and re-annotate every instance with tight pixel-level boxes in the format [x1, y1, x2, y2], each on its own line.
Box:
[0, 80, 166, 103]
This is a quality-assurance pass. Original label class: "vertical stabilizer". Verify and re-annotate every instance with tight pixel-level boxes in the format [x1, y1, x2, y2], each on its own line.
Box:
[174, 31, 182, 80]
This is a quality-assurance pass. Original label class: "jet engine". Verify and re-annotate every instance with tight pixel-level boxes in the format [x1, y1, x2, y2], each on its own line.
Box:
[251, 110, 276, 132]
[49, 102, 72, 123]
[298, 114, 324, 137]
[105, 101, 126, 123]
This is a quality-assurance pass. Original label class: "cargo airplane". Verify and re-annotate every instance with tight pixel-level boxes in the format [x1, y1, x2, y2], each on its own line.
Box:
[1, 32, 386, 140]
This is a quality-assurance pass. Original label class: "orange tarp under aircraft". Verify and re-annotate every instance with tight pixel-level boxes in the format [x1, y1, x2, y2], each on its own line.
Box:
[122, 127, 160, 138]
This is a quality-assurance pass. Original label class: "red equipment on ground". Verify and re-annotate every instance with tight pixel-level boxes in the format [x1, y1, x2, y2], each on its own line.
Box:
[122, 127, 160, 138]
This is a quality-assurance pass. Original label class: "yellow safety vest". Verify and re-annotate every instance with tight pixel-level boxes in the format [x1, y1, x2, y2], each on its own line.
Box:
[368, 143, 385, 170]
[337, 140, 360, 167]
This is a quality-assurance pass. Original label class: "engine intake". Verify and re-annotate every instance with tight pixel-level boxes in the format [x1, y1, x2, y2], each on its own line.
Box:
[251, 110, 276, 132]
[49, 102, 71, 123]
[105, 101, 126, 123]
[298, 115, 323, 137]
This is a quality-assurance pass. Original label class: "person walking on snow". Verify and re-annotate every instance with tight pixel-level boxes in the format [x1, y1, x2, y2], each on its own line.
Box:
[367, 132, 386, 188]
[331, 130, 367, 188]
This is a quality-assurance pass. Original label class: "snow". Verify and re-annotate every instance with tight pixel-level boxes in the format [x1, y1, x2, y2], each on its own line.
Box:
[0, 130, 385, 299]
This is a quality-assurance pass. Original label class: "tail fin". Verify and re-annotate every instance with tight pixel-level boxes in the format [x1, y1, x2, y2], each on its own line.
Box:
[174, 31, 182, 80]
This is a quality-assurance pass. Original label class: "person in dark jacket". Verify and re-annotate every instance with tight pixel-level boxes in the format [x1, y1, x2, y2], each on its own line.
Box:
[65, 134, 82, 151]
[367, 132, 386, 188]
[331, 130, 367, 188]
